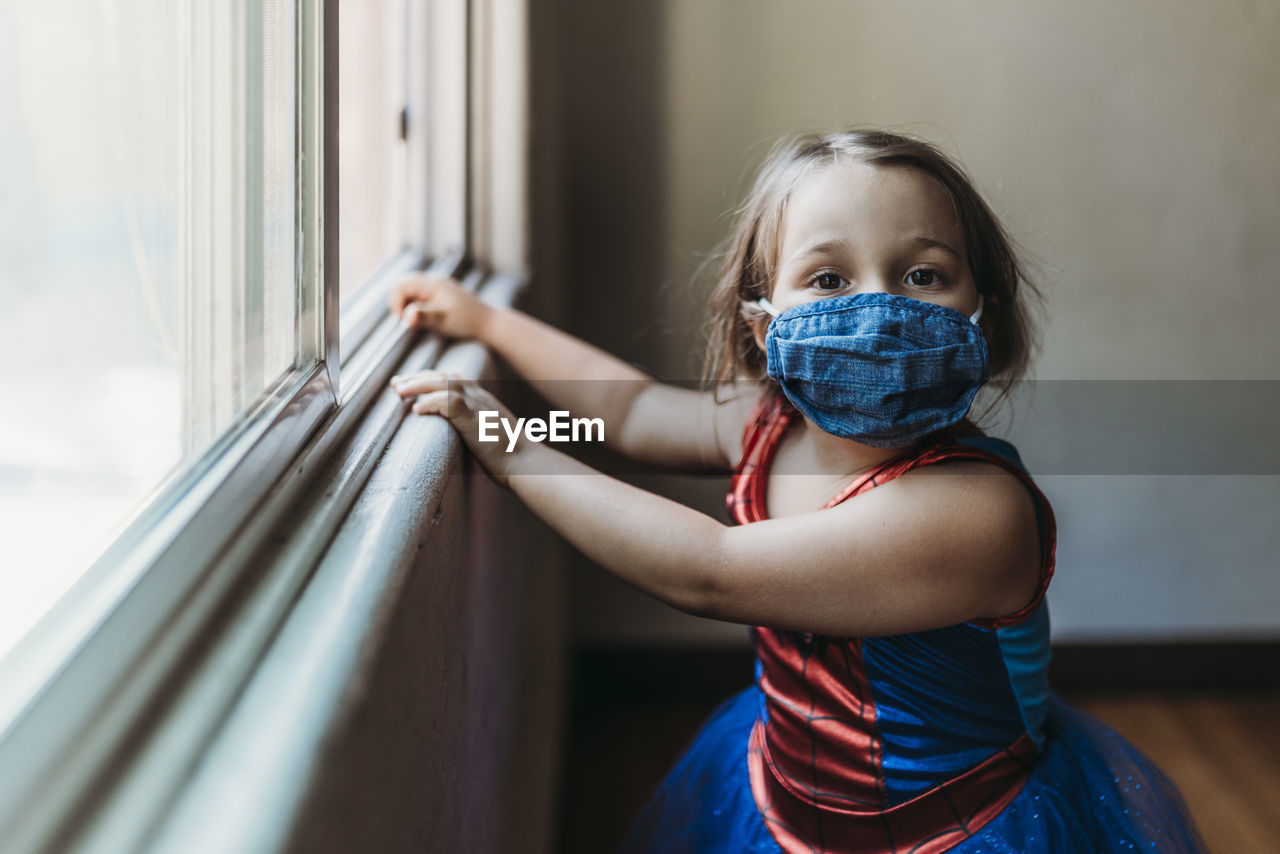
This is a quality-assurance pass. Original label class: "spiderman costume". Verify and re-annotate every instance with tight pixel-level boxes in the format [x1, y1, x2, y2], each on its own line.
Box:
[619, 394, 1209, 854]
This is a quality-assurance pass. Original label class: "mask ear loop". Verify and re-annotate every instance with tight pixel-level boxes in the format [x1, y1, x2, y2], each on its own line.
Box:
[969, 294, 984, 325]
[757, 297, 779, 318]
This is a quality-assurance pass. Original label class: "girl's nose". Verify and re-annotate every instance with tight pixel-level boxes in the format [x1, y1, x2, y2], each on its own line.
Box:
[851, 277, 894, 296]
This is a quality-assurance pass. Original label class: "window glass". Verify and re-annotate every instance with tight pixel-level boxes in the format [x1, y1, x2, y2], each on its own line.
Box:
[0, 0, 303, 663]
[339, 0, 410, 306]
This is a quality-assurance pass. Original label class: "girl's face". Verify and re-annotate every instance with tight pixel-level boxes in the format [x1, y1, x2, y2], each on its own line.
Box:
[764, 159, 980, 324]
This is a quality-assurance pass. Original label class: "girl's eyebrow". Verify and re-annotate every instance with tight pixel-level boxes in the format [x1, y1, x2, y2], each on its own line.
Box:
[785, 235, 963, 269]
[784, 238, 849, 266]
[908, 235, 964, 261]
[783, 235, 962, 272]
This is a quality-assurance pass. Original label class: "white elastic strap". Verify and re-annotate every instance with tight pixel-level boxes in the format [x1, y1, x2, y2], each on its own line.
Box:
[969, 294, 984, 325]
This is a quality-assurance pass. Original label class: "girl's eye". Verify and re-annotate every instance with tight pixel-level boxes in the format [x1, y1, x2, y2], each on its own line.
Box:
[810, 272, 847, 290]
[906, 268, 944, 288]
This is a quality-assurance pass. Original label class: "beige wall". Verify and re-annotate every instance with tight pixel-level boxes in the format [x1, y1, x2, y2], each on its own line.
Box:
[659, 0, 1280, 382]
[534, 0, 1280, 644]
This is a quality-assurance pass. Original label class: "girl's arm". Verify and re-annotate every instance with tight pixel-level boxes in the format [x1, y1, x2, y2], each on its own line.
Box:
[390, 274, 757, 470]
[399, 373, 1044, 638]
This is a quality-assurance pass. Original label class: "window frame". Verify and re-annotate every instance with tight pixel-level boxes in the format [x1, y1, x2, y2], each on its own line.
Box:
[0, 0, 514, 848]
[0, 1, 338, 847]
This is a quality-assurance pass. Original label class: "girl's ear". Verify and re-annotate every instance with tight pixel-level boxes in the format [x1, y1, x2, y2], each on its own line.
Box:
[751, 319, 768, 353]
[742, 300, 772, 353]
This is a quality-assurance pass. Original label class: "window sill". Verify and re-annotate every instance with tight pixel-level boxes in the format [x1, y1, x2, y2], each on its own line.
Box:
[0, 270, 548, 853]
[151, 276, 530, 852]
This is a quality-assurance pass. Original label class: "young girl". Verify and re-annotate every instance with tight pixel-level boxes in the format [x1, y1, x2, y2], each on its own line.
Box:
[388, 130, 1209, 853]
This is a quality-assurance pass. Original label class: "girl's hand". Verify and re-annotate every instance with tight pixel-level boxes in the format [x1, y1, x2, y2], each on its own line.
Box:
[390, 369, 533, 489]
[388, 274, 494, 341]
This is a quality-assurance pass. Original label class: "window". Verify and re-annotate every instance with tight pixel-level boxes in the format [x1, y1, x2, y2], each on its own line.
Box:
[338, 0, 411, 310]
[336, 0, 467, 362]
[335, 0, 425, 362]
[0, 0, 524, 848]
[0, 0, 349, 847]
[0, 0, 319, 666]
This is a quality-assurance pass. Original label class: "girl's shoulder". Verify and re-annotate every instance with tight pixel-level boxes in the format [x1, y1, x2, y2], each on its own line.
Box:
[715, 384, 783, 472]
[885, 436, 1055, 630]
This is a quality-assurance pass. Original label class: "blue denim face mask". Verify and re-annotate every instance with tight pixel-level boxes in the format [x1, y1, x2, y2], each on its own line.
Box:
[757, 292, 988, 448]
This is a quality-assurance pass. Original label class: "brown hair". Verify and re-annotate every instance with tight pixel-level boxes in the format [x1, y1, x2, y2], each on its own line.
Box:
[702, 129, 1040, 415]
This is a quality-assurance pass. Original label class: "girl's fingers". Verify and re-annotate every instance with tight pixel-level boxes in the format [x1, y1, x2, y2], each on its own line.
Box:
[403, 300, 446, 328]
[391, 370, 508, 437]
[389, 283, 422, 317]
[408, 386, 513, 489]
[388, 274, 442, 316]
[389, 370, 467, 398]
[411, 388, 465, 417]
[402, 302, 437, 329]
[412, 389, 485, 436]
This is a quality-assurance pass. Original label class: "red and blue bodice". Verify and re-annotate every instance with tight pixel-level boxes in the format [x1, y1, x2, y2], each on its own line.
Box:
[727, 394, 1059, 854]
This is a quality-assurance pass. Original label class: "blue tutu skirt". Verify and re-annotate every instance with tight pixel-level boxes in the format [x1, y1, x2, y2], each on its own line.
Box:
[618, 686, 1209, 854]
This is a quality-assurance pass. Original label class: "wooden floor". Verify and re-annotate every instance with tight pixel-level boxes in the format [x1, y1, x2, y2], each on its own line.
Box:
[558, 690, 1280, 853]
[1071, 693, 1280, 853]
